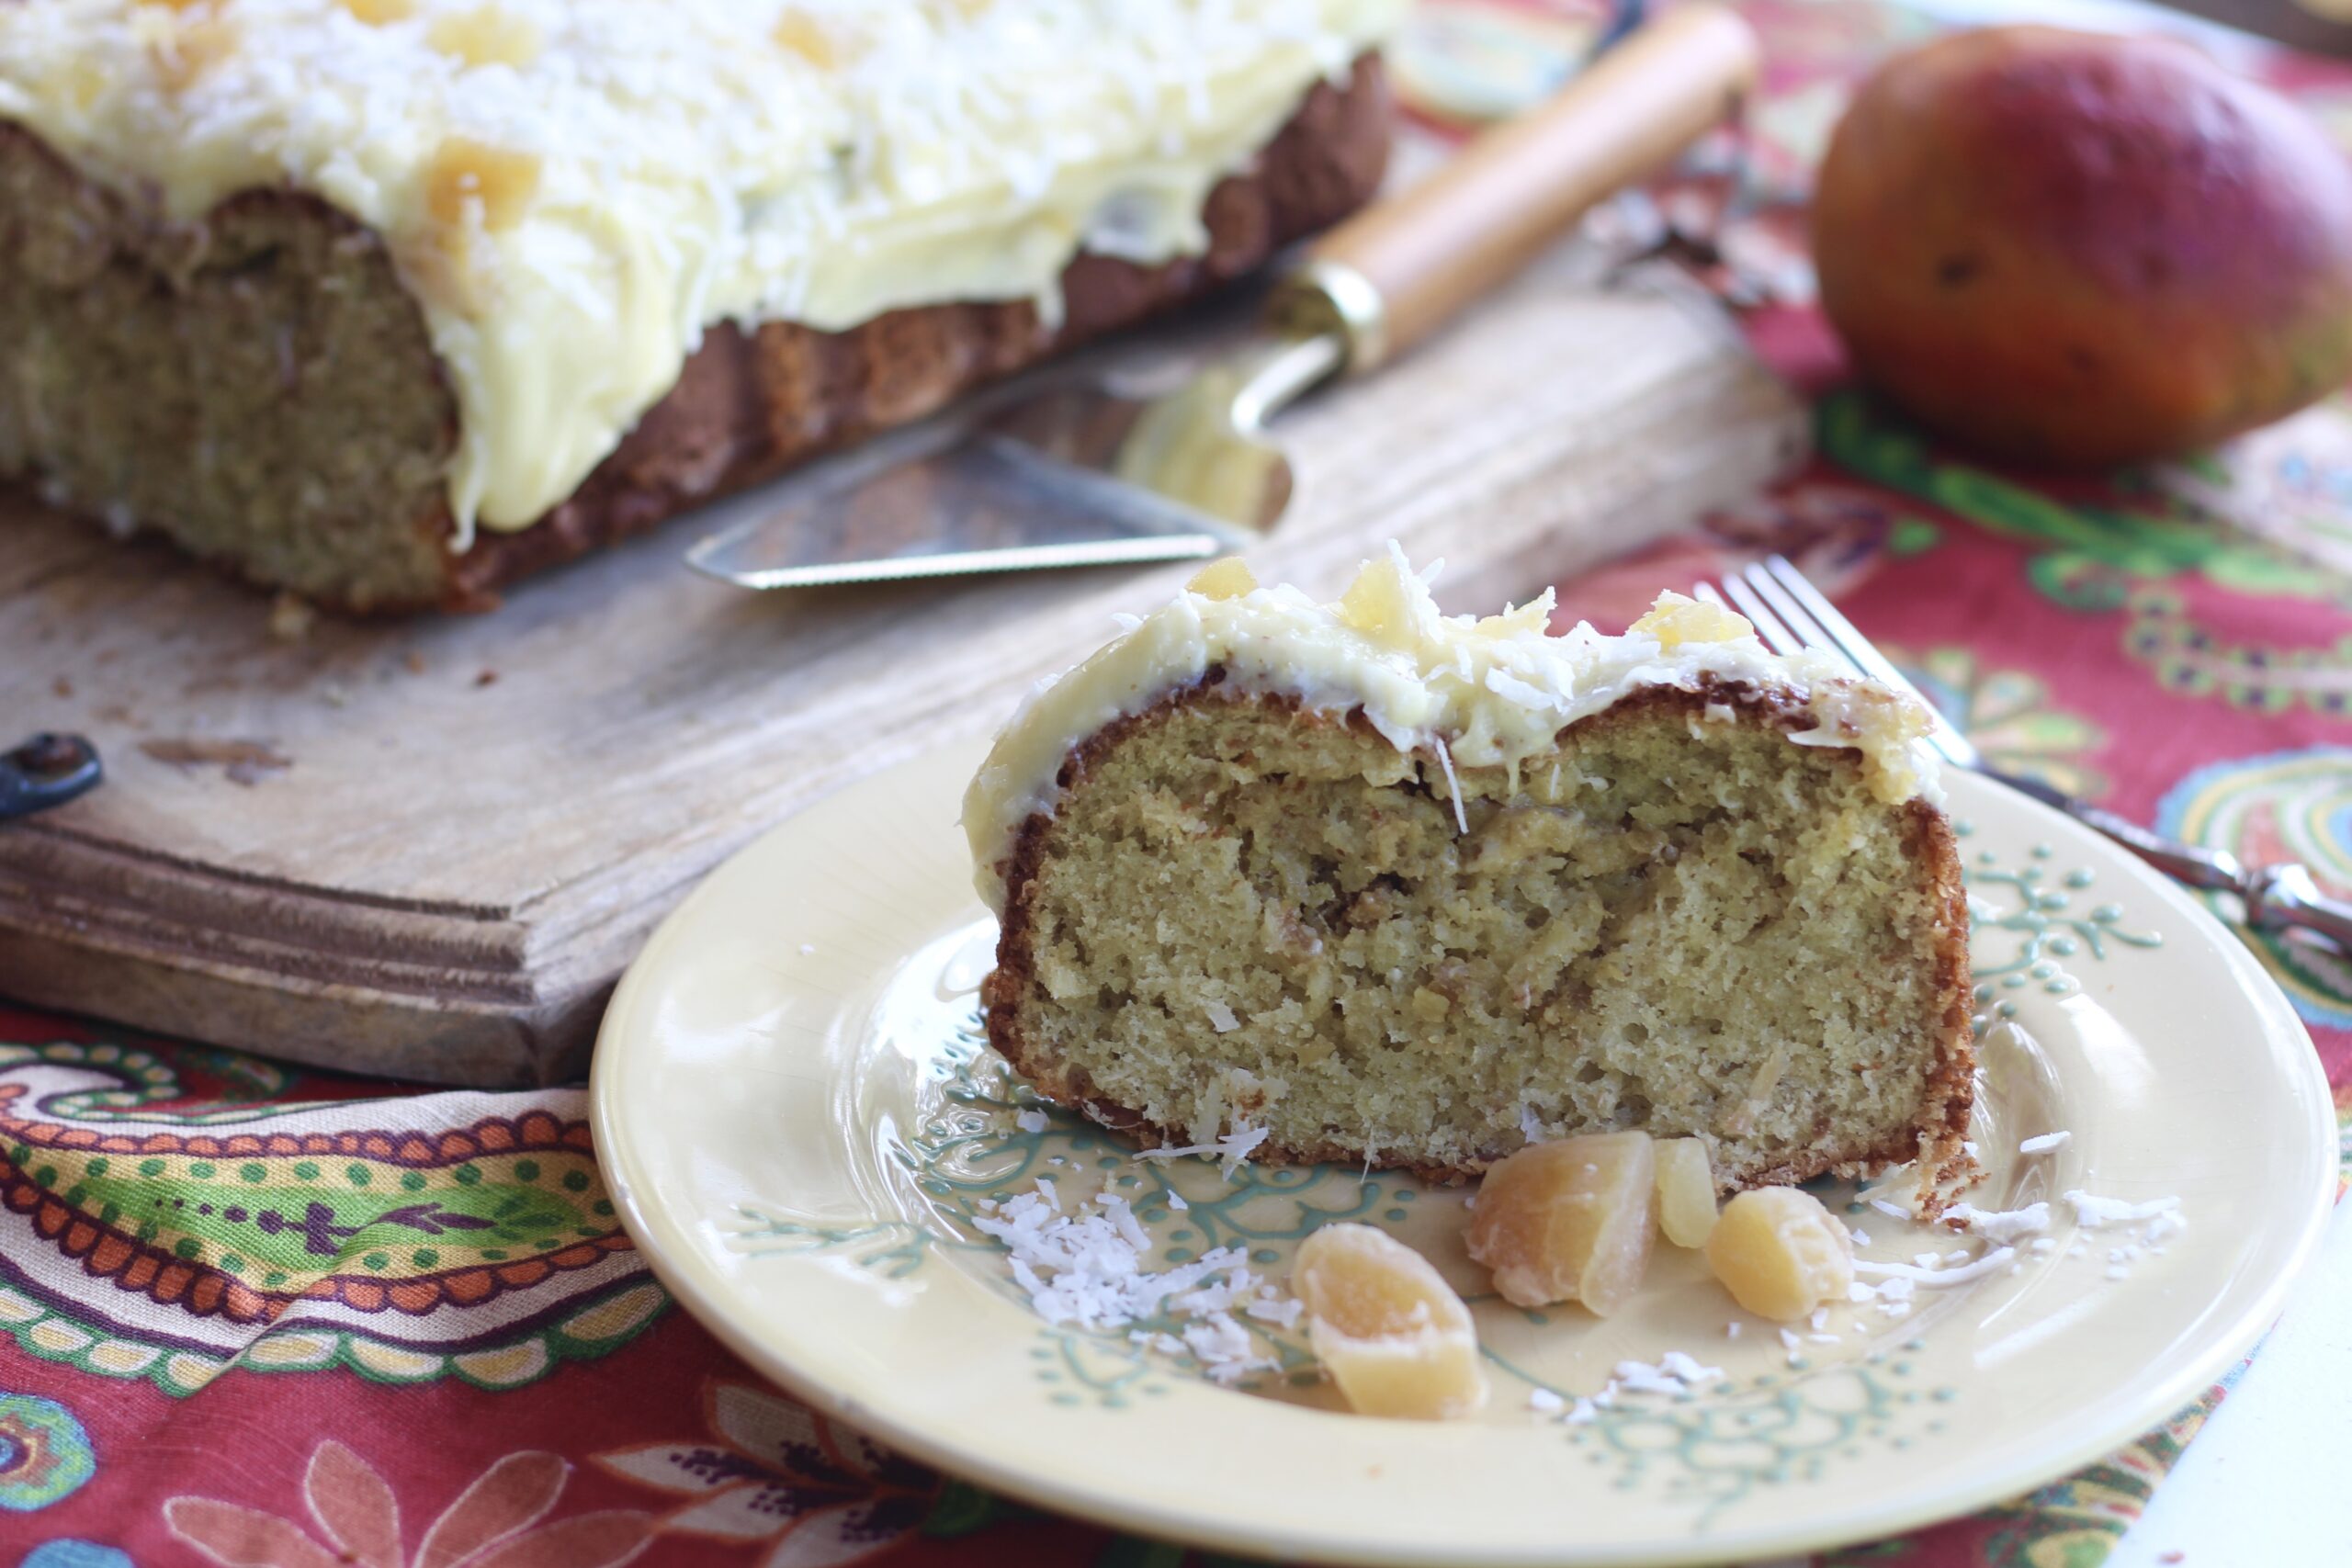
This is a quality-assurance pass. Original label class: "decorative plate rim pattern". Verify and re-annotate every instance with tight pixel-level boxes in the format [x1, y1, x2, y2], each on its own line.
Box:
[593, 740, 2335, 1568]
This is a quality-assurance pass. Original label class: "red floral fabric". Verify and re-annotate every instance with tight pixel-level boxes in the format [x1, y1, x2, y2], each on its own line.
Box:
[5, 3, 2348, 1566]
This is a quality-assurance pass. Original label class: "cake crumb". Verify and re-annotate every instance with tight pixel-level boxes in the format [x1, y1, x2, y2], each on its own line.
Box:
[266, 592, 315, 642]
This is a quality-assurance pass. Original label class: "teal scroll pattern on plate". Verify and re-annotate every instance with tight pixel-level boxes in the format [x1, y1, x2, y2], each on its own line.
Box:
[1484, 1342, 1957, 1528]
[1957, 826, 2163, 1038]
[722, 831, 2164, 1523]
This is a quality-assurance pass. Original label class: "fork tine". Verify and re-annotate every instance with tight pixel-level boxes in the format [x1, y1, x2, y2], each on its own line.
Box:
[1758, 556, 1916, 695]
[1745, 556, 1978, 767]
[1732, 559, 1846, 668]
[1711, 570, 1804, 659]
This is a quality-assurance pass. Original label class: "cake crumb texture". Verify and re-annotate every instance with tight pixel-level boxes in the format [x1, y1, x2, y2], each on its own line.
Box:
[986, 684, 1973, 1191]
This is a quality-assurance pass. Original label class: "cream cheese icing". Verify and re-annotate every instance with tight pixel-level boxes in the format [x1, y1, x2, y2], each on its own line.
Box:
[0, 0, 1400, 542]
[963, 547, 1942, 912]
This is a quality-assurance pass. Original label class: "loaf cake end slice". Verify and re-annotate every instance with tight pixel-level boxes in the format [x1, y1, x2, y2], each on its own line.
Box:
[968, 555, 1974, 1201]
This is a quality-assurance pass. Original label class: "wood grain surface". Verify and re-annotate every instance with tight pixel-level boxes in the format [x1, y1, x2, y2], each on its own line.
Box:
[0, 256, 1804, 1086]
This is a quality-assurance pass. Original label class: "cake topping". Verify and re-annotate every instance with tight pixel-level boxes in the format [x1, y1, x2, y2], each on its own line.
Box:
[0, 0, 1400, 540]
[1705, 1187, 1857, 1322]
[1654, 1137, 1720, 1248]
[963, 547, 1941, 911]
[1292, 1223, 1487, 1419]
[1467, 1133, 1659, 1314]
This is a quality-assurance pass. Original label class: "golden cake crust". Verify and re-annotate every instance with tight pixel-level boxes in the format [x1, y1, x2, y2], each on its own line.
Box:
[984, 671, 1976, 1199]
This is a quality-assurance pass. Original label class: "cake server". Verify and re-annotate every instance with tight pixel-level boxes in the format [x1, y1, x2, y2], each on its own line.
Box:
[687, 4, 1759, 591]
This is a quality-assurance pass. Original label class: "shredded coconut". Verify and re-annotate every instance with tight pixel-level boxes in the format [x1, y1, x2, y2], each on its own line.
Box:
[974, 1182, 1286, 1383]
[1855, 1247, 2017, 1287]
[1014, 1109, 1048, 1134]
[1539, 1351, 1721, 1422]
[1243, 1295, 1304, 1329]
[1136, 1118, 1271, 1179]
[1528, 1387, 1566, 1414]
[2018, 1131, 2072, 1155]
[2064, 1190, 2184, 1230]
[1431, 734, 1469, 836]
[1948, 1201, 2050, 1244]
[1486, 667, 1569, 714]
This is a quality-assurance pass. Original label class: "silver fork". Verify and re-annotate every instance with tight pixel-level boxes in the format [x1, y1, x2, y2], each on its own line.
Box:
[1696, 555, 2352, 954]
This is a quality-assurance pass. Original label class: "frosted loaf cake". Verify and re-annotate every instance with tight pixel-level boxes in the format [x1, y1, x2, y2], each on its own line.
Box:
[0, 0, 1400, 607]
[966, 552, 1975, 1197]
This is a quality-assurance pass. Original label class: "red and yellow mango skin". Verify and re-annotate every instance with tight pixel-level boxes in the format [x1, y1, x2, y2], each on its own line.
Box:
[1813, 26, 2352, 469]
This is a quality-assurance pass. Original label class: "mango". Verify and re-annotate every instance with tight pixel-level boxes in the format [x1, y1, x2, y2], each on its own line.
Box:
[1813, 27, 2352, 468]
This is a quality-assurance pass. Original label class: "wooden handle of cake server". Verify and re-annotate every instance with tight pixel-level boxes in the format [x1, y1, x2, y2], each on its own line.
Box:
[1286, 4, 1760, 371]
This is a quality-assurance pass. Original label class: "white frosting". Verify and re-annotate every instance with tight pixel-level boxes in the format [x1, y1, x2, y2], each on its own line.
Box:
[0, 0, 1401, 540]
[963, 547, 1942, 911]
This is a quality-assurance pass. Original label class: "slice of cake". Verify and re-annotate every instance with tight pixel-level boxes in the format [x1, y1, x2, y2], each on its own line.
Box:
[965, 549, 1973, 1198]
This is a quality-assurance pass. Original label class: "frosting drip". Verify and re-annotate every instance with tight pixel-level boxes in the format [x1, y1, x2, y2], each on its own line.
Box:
[0, 0, 1402, 540]
[963, 548, 1942, 912]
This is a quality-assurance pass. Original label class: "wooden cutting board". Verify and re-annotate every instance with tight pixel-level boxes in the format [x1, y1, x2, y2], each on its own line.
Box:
[0, 255, 1804, 1087]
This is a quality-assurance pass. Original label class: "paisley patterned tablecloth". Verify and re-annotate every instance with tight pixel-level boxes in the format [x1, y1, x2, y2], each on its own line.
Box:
[5, 2, 2348, 1564]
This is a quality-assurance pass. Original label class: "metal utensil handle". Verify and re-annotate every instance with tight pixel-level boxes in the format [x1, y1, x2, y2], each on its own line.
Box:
[1992, 765, 2352, 954]
[2246, 865, 2352, 953]
[1284, 3, 1760, 370]
[1988, 768, 2246, 891]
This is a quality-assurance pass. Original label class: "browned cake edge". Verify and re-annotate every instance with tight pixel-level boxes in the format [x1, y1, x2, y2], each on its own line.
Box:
[983, 673, 1978, 1201]
[451, 58, 1391, 610]
[0, 57, 1389, 613]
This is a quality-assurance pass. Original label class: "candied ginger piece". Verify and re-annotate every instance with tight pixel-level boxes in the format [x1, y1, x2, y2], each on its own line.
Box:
[1186, 558, 1259, 602]
[773, 8, 848, 68]
[424, 137, 543, 233]
[1336, 553, 1428, 641]
[428, 6, 544, 70]
[1293, 1224, 1486, 1420]
[1704, 1187, 1854, 1321]
[1656, 1138, 1719, 1248]
[1465, 1132, 1655, 1314]
[1631, 592, 1751, 650]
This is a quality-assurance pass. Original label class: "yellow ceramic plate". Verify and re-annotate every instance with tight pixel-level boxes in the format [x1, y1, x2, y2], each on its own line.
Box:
[592, 741, 2335, 1567]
